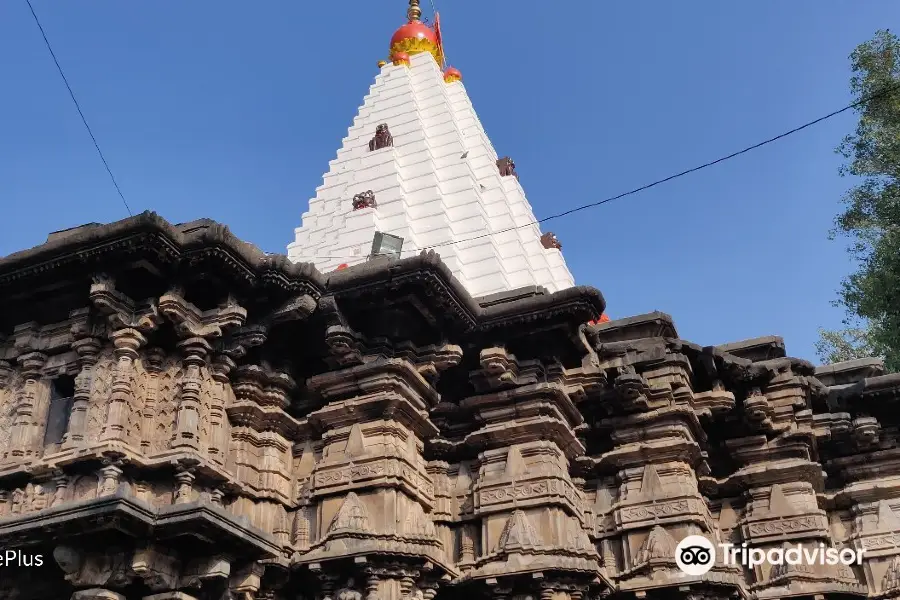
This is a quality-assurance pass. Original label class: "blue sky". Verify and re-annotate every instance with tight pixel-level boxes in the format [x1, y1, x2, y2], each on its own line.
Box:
[0, 1, 896, 362]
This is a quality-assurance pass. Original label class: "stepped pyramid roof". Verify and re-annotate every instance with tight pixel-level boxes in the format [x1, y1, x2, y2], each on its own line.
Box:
[287, 1, 575, 297]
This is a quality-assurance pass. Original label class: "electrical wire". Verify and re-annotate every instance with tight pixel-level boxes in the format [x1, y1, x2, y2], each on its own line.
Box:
[418, 80, 900, 253]
[299, 80, 900, 261]
[24, 0, 133, 216]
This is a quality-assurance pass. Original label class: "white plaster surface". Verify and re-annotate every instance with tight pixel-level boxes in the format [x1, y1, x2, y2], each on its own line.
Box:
[287, 52, 575, 296]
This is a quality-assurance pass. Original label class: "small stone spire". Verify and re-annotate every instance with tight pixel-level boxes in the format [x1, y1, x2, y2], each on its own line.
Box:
[407, 0, 422, 22]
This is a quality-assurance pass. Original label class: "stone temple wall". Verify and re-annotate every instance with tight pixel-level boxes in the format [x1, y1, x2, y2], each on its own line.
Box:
[0, 212, 898, 600]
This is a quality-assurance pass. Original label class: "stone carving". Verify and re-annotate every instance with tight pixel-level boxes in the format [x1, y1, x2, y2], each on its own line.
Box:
[743, 387, 773, 429]
[345, 423, 366, 458]
[10, 352, 48, 458]
[0, 362, 19, 459]
[352, 190, 377, 210]
[53, 545, 131, 588]
[767, 483, 794, 515]
[101, 328, 146, 444]
[403, 500, 437, 537]
[540, 232, 562, 250]
[878, 499, 900, 530]
[327, 492, 370, 534]
[884, 555, 900, 593]
[336, 579, 363, 600]
[159, 290, 246, 340]
[505, 446, 526, 477]
[460, 524, 476, 563]
[4, 211, 900, 600]
[497, 156, 518, 178]
[496, 510, 542, 552]
[565, 520, 592, 551]
[130, 544, 179, 591]
[86, 349, 116, 441]
[150, 357, 180, 454]
[633, 526, 676, 566]
[853, 415, 881, 446]
[90, 274, 162, 333]
[293, 506, 312, 549]
[368, 124, 393, 151]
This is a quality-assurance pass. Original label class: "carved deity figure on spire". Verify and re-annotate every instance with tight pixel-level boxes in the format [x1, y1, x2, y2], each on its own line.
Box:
[352, 191, 377, 211]
[497, 157, 518, 179]
[541, 232, 562, 250]
[369, 124, 393, 151]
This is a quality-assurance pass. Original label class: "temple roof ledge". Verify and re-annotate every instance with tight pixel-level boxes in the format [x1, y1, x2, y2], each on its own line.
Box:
[590, 311, 677, 342]
[715, 335, 786, 362]
[815, 356, 885, 386]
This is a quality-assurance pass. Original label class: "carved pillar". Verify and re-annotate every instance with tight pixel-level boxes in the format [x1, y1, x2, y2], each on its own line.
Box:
[10, 351, 48, 458]
[399, 573, 416, 598]
[364, 570, 380, 600]
[208, 354, 235, 465]
[294, 506, 311, 550]
[101, 328, 146, 443]
[99, 456, 125, 496]
[133, 481, 151, 503]
[172, 338, 211, 451]
[420, 582, 438, 600]
[52, 470, 69, 507]
[140, 348, 166, 454]
[63, 338, 102, 449]
[460, 524, 476, 564]
[174, 465, 196, 504]
[600, 538, 616, 571]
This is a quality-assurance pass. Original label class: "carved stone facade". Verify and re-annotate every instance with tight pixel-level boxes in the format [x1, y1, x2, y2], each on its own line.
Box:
[1, 213, 898, 600]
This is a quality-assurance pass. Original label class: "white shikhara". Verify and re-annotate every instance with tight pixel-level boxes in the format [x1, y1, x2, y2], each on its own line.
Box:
[288, 51, 575, 297]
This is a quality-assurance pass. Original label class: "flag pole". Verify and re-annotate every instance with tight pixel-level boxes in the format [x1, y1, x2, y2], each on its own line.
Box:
[429, 0, 446, 68]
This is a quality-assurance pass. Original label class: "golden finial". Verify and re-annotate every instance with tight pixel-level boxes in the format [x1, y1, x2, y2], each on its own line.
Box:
[407, 0, 422, 22]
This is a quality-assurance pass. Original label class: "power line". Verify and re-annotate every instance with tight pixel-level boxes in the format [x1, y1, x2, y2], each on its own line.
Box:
[299, 82, 900, 261]
[24, 0, 133, 216]
[416, 81, 900, 253]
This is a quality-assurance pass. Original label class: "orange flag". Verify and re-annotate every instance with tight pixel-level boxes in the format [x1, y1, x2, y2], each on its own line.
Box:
[434, 12, 445, 67]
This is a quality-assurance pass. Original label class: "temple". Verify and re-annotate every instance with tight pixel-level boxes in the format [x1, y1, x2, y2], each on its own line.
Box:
[2, 4, 900, 600]
[286, 1, 574, 297]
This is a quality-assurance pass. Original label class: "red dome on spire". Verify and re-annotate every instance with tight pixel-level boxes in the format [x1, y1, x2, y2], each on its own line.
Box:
[390, 22, 437, 48]
[388, 0, 442, 64]
[443, 66, 462, 83]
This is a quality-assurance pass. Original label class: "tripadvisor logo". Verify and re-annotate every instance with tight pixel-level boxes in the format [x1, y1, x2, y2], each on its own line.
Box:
[676, 536, 717, 576]
[674, 535, 865, 576]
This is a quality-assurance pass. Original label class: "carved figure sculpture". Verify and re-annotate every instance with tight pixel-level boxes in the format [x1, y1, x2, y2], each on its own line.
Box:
[497, 156, 518, 178]
[541, 232, 562, 250]
[368, 124, 393, 151]
[352, 190, 377, 210]
[337, 579, 362, 600]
